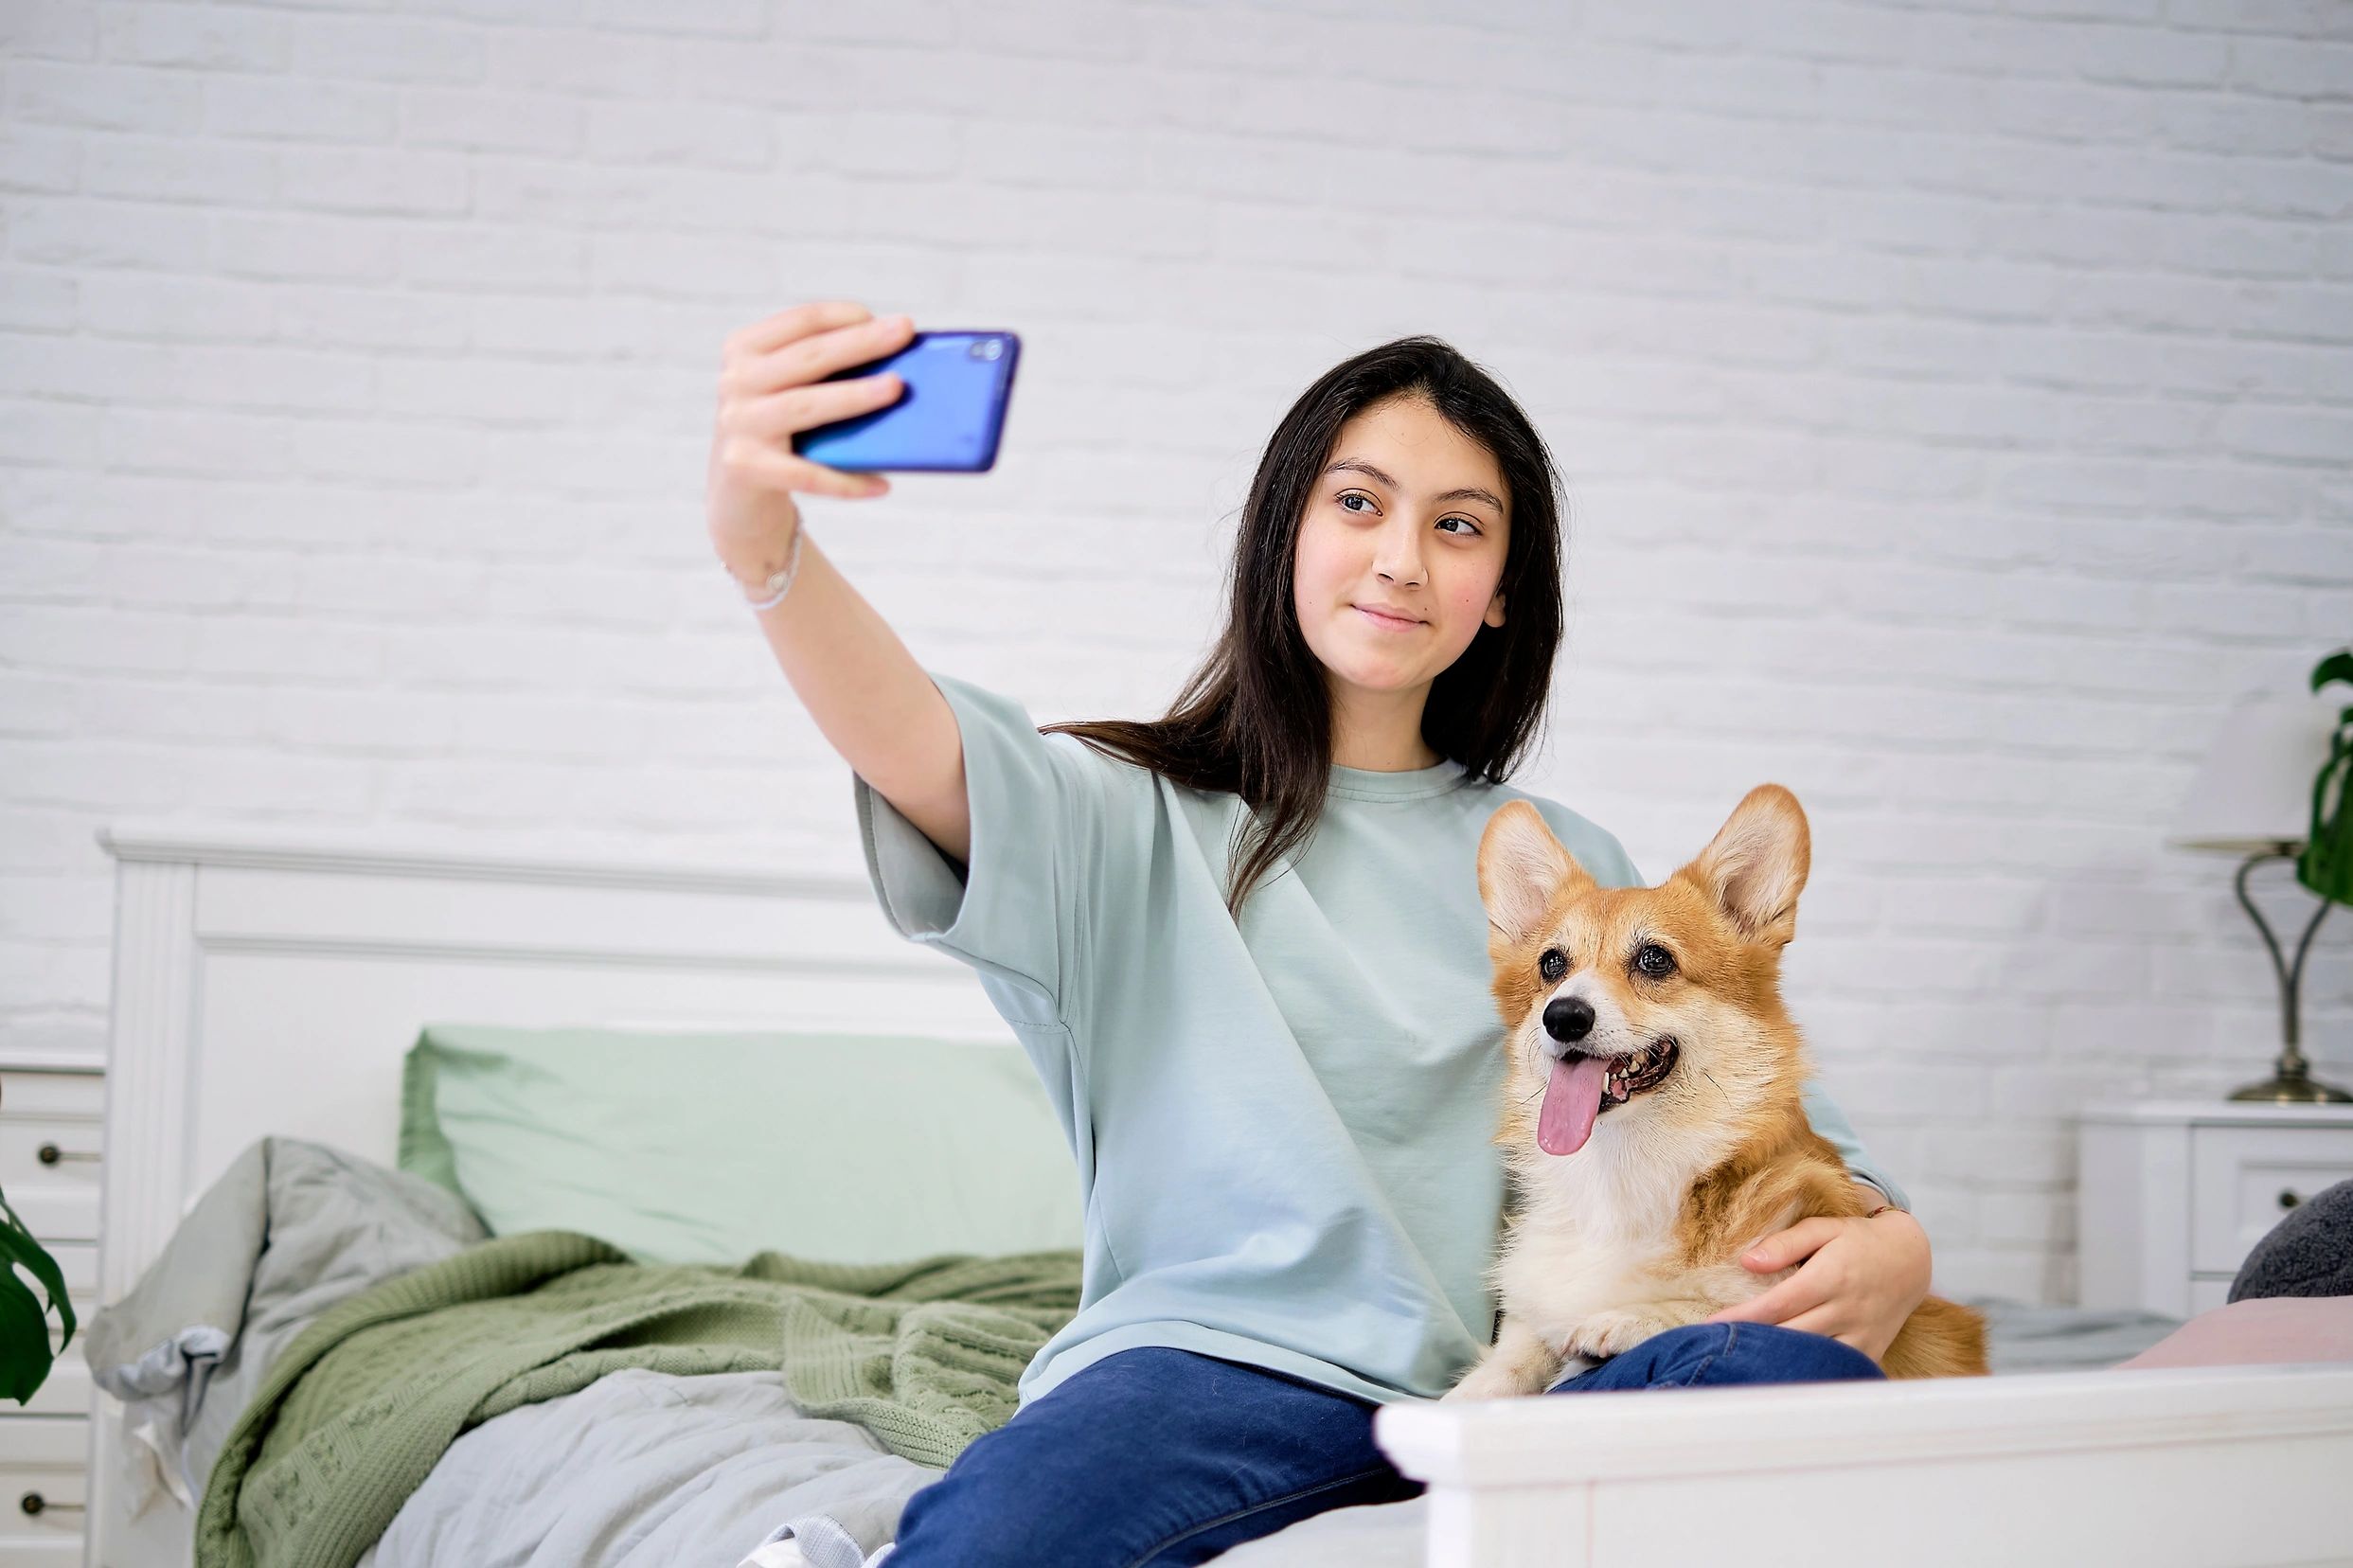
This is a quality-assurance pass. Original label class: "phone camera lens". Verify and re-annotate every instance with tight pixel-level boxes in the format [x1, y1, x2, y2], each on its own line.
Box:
[972, 340, 1003, 361]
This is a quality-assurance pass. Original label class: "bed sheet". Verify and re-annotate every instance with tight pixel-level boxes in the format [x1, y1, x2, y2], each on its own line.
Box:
[352, 1368, 939, 1568]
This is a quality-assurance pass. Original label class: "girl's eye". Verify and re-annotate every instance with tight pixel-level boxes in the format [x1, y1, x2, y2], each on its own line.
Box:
[1633, 943, 1676, 978]
[1539, 948, 1566, 983]
[1336, 491, 1480, 535]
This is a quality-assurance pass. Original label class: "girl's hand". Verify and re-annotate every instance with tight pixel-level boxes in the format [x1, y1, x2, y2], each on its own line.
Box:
[708, 301, 913, 583]
[1701, 1205, 1932, 1364]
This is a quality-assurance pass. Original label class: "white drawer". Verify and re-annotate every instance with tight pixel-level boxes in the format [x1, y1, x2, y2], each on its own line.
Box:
[0, 1421, 85, 1561]
[0, 1421, 83, 1468]
[0, 1074, 101, 1121]
[2187, 1275, 2235, 1316]
[0, 1120, 103, 1242]
[2189, 1123, 2353, 1275]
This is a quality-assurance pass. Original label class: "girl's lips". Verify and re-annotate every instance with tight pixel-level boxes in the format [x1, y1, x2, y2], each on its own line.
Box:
[1355, 605, 1422, 631]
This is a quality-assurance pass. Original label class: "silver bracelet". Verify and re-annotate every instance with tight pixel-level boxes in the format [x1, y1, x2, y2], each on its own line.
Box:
[739, 526, 804, 612]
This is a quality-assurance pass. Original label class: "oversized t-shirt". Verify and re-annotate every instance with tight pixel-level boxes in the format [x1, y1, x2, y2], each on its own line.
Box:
[851, 670, 1910, 1411]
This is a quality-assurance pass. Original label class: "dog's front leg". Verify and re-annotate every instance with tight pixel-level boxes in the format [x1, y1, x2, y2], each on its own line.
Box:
[1442, 1311, 1569, 1401]
[1563, 1296, 1727, 1362]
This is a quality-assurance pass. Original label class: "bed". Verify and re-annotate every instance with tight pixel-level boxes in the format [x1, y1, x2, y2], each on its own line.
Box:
[85, 821, 2353, 1568]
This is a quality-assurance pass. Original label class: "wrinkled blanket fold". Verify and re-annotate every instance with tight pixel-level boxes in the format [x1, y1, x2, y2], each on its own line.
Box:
[195, 1228, 1082, 1568]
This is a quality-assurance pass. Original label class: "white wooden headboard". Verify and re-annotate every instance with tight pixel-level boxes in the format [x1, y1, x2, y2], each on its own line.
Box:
[91, 820, 1006, 1568]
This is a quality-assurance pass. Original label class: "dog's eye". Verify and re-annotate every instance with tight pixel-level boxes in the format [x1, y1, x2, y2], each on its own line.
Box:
[1633, 943, 1676, 978]
[1538, 948, 1566, 983]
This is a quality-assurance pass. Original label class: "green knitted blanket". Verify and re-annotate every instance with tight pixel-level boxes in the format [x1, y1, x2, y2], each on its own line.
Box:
[194, 1229, 1083, 1568]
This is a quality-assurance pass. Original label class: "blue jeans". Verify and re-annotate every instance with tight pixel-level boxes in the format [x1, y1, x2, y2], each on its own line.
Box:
[877, 1324, 1883, 1567]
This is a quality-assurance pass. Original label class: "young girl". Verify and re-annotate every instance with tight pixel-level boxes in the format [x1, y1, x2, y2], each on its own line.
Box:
[707, 301, 1936, 1567]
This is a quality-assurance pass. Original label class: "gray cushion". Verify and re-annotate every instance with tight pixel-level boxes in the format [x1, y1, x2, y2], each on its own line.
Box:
[2229, 1177, 2353, 1302]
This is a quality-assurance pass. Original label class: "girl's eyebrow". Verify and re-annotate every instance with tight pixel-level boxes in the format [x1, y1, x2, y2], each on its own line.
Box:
[1324, 458, 1504, 515]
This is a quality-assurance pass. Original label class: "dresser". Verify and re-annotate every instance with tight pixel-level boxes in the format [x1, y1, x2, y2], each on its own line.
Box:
[2078, 1098, 2353, 1318]
[0, 1060, 104, 1568]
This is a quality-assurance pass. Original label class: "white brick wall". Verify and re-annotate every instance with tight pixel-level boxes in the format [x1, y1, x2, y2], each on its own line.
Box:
[5, 0, 2348, 1307]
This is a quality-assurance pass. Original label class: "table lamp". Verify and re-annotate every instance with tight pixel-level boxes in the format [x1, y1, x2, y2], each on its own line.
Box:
[2166, 689, 2350, 1103]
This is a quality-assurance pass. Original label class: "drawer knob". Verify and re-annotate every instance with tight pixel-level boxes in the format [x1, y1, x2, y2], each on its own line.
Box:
[20, 1490, 83, 1516]
[35, 1142, 99, 1167]
[2279, 1188, 2303, 1210]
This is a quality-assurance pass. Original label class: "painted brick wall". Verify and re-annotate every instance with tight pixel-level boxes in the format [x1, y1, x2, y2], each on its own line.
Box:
[4, 0, 2348, 1305]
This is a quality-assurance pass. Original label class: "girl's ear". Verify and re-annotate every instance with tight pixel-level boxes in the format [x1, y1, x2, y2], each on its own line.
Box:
[1485, 589, 1506, 629]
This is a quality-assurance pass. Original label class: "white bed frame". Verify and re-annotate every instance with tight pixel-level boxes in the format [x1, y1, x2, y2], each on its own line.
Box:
[91, 822, 2353, 1568]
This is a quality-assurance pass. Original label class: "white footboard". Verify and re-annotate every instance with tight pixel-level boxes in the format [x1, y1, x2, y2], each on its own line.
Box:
[1373, 1363, 2353, 1568]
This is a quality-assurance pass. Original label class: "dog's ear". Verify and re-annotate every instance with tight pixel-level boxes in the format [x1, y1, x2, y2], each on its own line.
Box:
[1478, 801, 1593, 945]
[1681, 784, 1810, 948]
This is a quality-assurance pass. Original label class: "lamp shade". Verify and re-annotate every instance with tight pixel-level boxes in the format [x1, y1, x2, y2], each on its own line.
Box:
[2167, 688, 2342, 853]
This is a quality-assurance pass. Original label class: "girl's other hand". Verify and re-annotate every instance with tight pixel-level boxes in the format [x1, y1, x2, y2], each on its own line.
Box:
[707, 301, 914, 579]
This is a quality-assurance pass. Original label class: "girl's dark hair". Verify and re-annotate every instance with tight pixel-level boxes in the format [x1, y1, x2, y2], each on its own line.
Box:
[1040, 334, 1568, 920]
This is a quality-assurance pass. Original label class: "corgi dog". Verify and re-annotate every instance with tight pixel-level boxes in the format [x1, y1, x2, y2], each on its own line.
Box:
[1443, 784, 1988, 1400]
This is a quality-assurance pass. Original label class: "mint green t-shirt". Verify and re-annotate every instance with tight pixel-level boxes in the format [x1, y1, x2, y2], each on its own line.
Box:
[852, 670, 1909, 1411]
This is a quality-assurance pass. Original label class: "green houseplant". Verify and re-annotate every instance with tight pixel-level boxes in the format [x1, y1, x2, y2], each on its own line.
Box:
[2297, 647, 2352, 909]
[0, 1078, 78, 1402]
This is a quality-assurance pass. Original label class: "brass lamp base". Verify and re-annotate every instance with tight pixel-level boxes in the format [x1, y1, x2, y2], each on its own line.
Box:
[2228, 1066, 2353, 1104]
[2222, 846, 2348, 1105]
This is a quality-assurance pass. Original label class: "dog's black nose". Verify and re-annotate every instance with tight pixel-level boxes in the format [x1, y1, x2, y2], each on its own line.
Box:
[1543, 994, 1594, 1043]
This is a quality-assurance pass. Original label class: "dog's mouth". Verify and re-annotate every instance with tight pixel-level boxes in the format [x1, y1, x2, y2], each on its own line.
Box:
[1596, 1037, 1680, 1107]
[1535, 1037, 1680, 1159]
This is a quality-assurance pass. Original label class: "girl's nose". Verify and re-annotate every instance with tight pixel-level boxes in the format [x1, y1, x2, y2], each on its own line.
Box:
[1375, 520, 1426, 587]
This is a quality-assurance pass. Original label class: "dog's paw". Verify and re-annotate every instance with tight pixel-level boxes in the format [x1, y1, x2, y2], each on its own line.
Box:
[1563, 1308, 1671, 1362]
[1442, 1358, 1533, 1402]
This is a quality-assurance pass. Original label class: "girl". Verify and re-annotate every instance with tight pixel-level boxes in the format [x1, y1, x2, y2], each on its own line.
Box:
[706, 301, 1936, 1567]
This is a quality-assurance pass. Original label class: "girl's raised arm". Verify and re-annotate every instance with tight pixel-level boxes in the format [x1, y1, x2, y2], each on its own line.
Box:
[706, 300, 972, 866]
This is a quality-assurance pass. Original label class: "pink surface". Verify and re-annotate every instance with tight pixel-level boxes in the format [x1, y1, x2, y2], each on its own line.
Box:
[2115, 1296, 2353, 1370]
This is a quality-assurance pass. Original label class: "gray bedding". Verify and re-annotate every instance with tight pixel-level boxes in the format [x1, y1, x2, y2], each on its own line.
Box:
[358, 1369, 937, 1568]
[87, 1139, 2190, 1568]
[86, 1137, 490, 1517]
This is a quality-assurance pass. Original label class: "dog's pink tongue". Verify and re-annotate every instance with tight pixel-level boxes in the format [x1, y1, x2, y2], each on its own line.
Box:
[1538, 1053, 1609, 1157]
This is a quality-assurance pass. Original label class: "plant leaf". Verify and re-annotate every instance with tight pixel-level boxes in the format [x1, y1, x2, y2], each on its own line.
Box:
[0, 1267, 53, 1405]
[2299, 648, 2353, 907]
[0, 1188, 73, 1349]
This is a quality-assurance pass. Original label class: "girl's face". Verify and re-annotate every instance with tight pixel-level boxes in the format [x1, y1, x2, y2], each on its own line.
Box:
[1292, 394, 1511, 706]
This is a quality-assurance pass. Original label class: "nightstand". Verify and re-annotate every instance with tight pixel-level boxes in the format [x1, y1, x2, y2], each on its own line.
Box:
[2078, 1098, 2353, 1317]
[0, 1061, 104, 1567]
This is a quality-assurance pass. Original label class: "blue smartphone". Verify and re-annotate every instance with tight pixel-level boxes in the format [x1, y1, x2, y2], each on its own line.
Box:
[791, 330, 1021, 472]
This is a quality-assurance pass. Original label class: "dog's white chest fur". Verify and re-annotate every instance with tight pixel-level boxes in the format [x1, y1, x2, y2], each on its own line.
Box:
[1496, 1167, 1682, 1340]
[1490, 1140, 1771, 1359]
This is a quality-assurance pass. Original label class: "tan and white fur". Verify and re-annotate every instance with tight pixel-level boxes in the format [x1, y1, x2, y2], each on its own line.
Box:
[1444, 785, 1988, 1400]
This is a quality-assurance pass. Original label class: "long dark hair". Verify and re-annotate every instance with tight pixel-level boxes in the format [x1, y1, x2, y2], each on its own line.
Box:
[1041, 334, 1569, 919]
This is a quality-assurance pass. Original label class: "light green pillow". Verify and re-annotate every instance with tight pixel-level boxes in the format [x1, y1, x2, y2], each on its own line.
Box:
[400, 1024, 1082, 1267]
